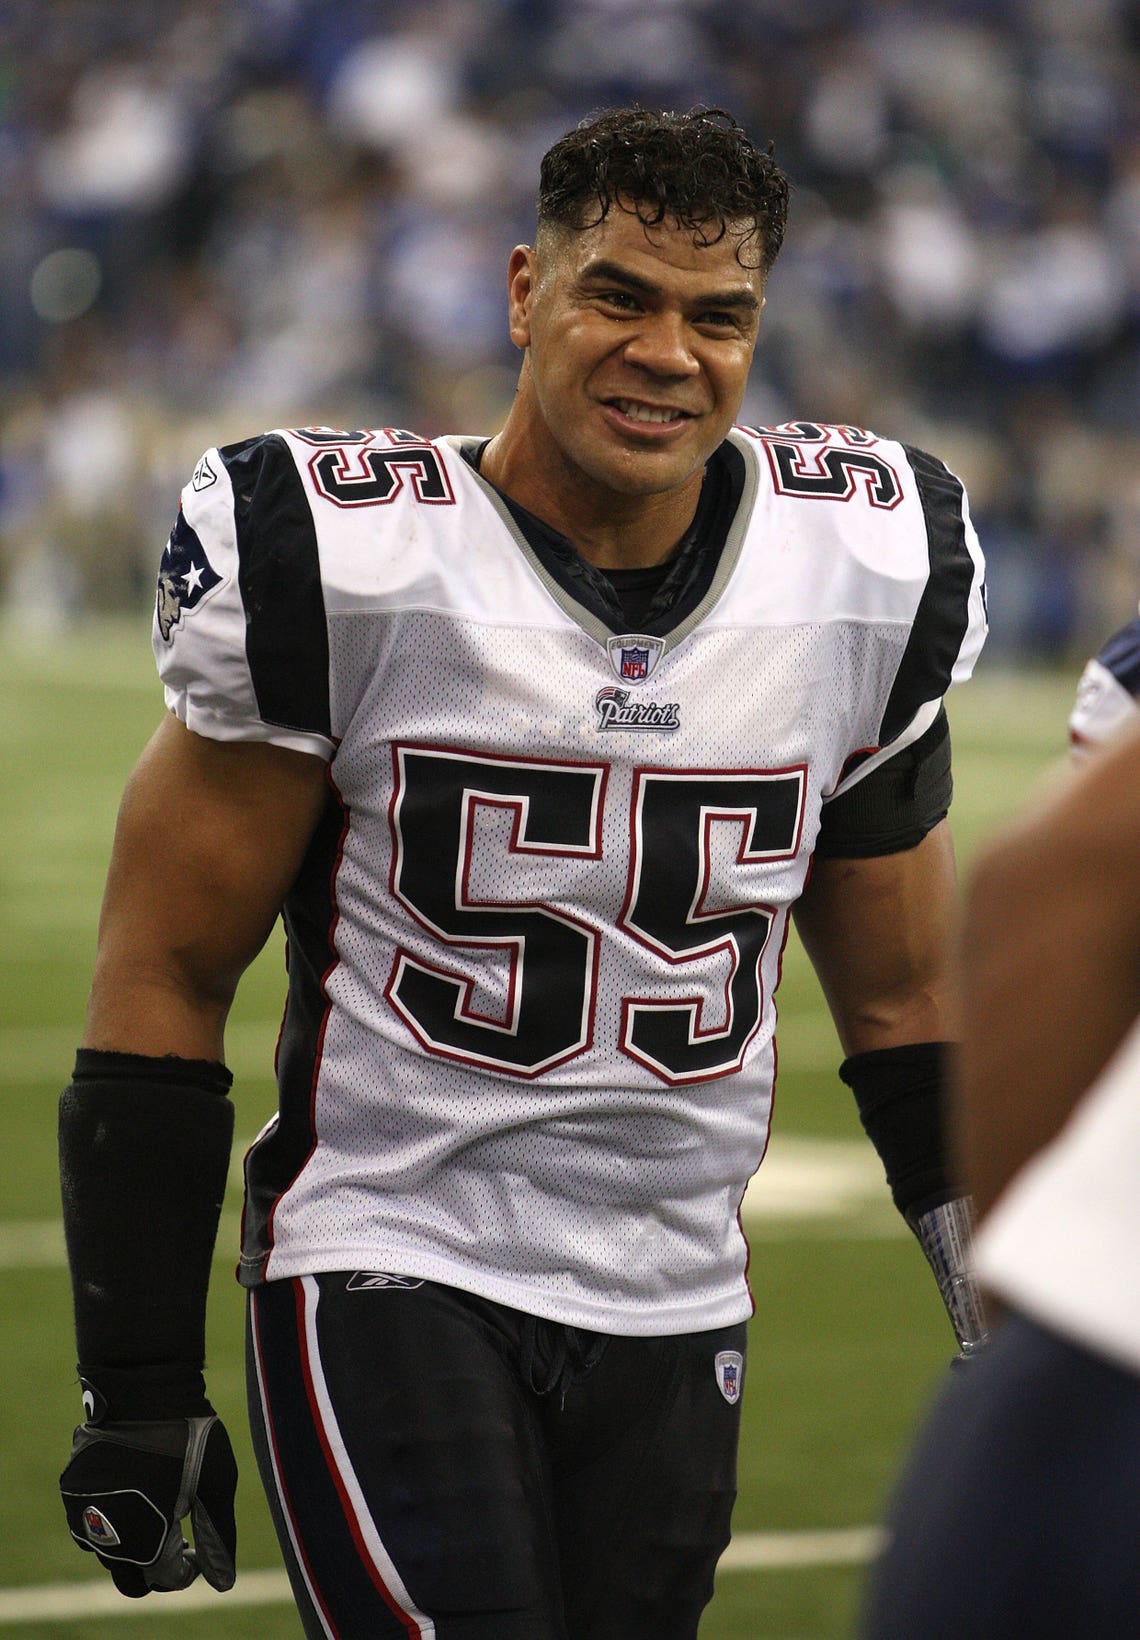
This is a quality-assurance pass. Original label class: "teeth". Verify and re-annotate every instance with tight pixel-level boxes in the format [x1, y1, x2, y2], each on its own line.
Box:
[613, 400, 681, 423]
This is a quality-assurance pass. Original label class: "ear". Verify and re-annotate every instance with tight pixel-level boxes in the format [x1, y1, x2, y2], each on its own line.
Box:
[506, 245, 536, 349]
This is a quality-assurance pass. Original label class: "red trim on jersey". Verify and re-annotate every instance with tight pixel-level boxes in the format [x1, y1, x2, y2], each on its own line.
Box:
[829, 743, 881, 795]
[617, 764, 806, 1085]
[384, 742, 607, 1077]
[307, 442, 456, 508]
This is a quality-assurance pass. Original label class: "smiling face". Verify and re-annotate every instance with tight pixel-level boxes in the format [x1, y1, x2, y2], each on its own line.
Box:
[488, 202, 765, 543]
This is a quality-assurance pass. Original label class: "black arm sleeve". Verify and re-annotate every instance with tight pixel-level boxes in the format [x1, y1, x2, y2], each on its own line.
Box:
[59, 1050, 234, 1419]
[839, 1040, 960, 1223]
[816, 707, 952, 859]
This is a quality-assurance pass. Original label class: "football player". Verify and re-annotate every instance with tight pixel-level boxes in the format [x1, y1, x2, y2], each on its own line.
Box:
[862, 710, 1140, 1639]
[59, 107, 987, 1639]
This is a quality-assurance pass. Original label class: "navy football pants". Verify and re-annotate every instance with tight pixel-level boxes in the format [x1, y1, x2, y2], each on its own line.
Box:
[861, 1312, 1140, 1638]
[247, 1273, 746, 1639]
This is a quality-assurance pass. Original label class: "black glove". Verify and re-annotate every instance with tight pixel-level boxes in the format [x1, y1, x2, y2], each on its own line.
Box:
[60, 1407, 237, 1597]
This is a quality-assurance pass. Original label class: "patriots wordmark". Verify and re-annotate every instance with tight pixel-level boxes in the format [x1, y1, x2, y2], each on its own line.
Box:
[594, 688, 681, 732]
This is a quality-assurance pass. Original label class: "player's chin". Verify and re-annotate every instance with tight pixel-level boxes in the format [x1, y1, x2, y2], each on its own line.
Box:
[610, 438, 715, 494]
[587, 422, 711, 489]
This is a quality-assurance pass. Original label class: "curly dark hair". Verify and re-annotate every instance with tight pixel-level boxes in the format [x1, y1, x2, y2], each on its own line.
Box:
[538, 107, 789, 274]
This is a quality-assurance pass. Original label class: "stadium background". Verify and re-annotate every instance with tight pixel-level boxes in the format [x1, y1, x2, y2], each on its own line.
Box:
[1, 2, 1137, 1636]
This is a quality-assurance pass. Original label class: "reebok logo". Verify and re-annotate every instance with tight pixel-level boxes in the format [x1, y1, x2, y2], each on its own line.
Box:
[346, 1272, 425, 1292]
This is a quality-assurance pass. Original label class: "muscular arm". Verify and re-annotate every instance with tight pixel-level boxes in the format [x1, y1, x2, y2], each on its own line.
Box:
[956, 721, 1140, 1220]
[794, 820, 989, 1353]
[84, 712, 330, 1061]
[57, 717, 328, 1590]
[793, 820, 959, 1057]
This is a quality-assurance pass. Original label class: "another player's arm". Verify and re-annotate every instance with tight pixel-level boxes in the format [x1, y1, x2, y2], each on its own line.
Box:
[793, 793, 988, 1357]
[59, 713, 328, 1597]
[956, 718, 1140, 1222]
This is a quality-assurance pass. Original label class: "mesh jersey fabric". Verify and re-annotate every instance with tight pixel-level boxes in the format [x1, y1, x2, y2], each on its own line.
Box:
[153, 421, 987, 1333]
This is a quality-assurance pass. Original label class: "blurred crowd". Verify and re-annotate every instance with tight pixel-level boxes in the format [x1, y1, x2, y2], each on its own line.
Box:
[1, 0, 1138, 659]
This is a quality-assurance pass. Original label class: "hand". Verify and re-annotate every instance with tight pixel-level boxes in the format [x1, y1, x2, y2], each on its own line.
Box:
[60, 1413, 237, 1597]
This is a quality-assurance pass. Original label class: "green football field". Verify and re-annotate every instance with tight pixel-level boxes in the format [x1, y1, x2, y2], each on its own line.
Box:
[0, 619, 1079, 1639]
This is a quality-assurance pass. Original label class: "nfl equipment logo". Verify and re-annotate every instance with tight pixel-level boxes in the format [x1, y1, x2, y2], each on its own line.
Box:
[606, 633, 665, 684]
[714, 1350, 744, 1405]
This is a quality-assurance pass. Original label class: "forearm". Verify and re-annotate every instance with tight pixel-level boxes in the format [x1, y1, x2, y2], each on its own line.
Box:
[795, 823, 959, 1057]
[83, 948, 238, 1063]
[798, 825, 985, 1350]
[60, 1051, 235, 1414]
[840, 1039, 988, 1354]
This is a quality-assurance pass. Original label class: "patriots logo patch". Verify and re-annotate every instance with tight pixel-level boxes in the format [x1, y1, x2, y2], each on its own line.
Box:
[156, 510, 223, 642]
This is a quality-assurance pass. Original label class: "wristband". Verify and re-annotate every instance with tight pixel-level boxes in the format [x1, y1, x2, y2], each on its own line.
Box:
[839, 1040, 957, 1219]
[59, 1050, 234, 1419]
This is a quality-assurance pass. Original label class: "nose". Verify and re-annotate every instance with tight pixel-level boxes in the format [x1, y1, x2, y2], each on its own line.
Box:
[621, 311, 701, 379]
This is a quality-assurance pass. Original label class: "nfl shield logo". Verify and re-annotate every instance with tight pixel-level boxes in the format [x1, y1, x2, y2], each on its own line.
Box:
[714, 1350, 744, 1405]
[606, 633, 665, 684]
[83, 1506, 120, 1547]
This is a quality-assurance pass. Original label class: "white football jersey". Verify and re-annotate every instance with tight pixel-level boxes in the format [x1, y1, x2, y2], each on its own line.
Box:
[154, 422, 986, 1334]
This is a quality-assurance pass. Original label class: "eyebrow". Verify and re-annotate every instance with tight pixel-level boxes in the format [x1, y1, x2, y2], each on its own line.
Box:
[580, 258, 761, 313]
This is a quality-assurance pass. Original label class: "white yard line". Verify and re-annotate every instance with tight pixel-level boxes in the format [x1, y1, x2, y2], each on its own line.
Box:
[0, 1529, 885, 1623]
[1, 1136, 902, 1272]
[0, 1569, 292, 1623]
[720, 1525, 886, 1569]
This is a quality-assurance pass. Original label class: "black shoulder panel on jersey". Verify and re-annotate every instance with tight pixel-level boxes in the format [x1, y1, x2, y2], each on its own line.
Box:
[220, 434, 331, 739]
[879, 448, 975, 747]
[816, 707, 951, 858]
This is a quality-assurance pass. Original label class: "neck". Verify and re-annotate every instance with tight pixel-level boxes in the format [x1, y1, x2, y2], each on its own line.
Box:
[480, 404, 704, 571]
